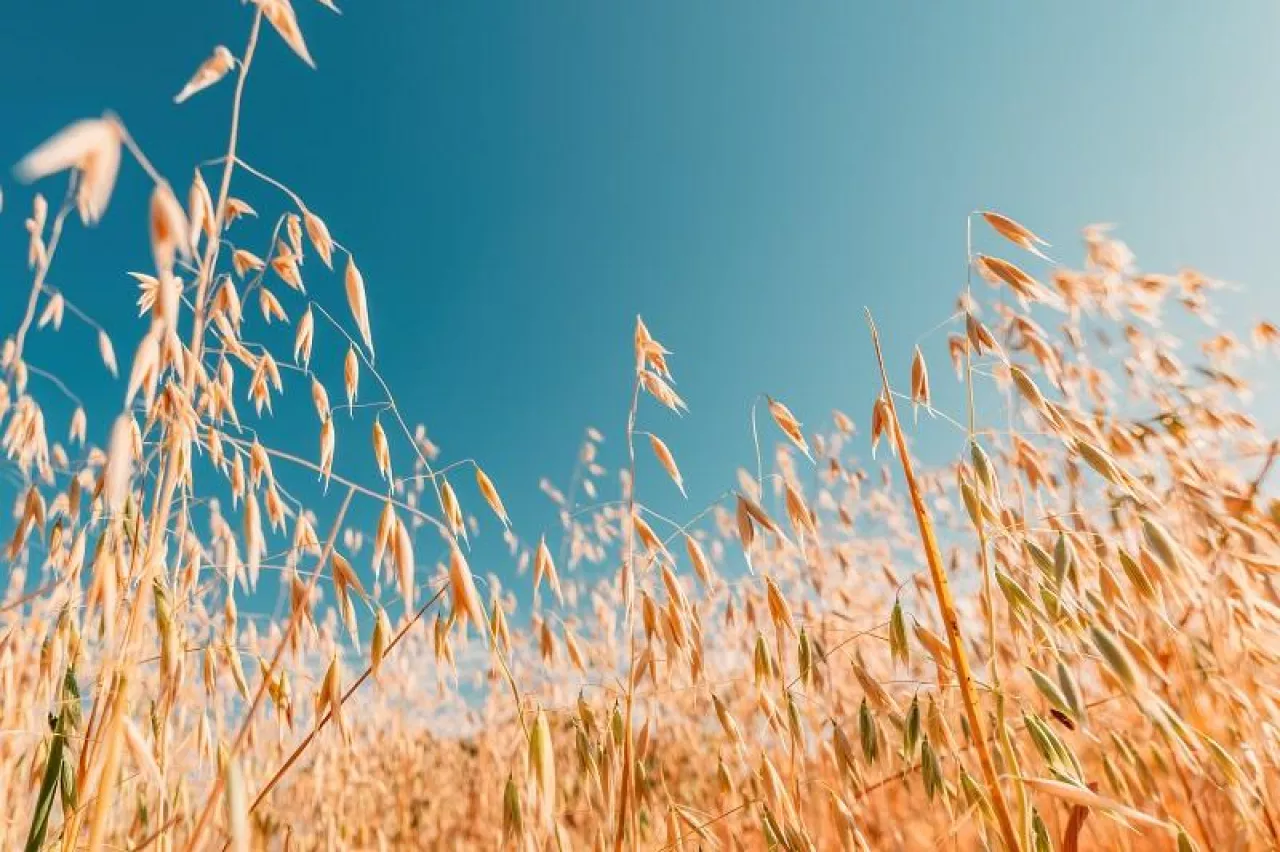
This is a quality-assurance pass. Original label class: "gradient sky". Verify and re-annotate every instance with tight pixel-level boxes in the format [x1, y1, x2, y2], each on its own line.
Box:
[3, 2, 1280, 604]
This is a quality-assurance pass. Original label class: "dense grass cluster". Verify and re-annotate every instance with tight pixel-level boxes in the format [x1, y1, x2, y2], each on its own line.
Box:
[3, 3, 1280, 850]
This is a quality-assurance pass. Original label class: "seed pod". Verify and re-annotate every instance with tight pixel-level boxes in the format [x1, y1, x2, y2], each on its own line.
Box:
[982, 210, 1051, 258]
[648, 433, 686, 497]
[910, 345, 930, 407]
[529, 708, 556, 830]
[344, 256, 374, 355]
[767, 396, 812, 460]
[889, 598, 909, 668]
[1090, 626, 1139, 692]
[475, 465, 509, 526]
[903, 694, 921, 758]
[858, 698, 878, 765]
[502, 775, 523, 843]
[370, 606, 391, 679]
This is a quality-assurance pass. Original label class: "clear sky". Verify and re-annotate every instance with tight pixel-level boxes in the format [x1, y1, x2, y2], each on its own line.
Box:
[3, 2, 1280, 603]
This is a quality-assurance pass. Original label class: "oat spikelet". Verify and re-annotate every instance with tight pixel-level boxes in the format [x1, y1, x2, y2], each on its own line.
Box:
[232, 249, 264, 278]
[370, 606, 391, 680]
[16, 116, 123, 224]
[448, 545, 487, 632]
[345, 255, 374, 356]
[648, 433, 686, 497]
[910, 345, 930, 409]
[529, 708, 557, 831]
[685, 533, 713, 587]
[767, 396, 812, 460]
[982, 210, 1051, 260]
[371, 417, 391, 481]
[294, 306, 315, 366]
[344, 345, 359, 407]
[318, 416, 335, 488]
[534, 536, 562, 602]
[475, 465, 509, 527]
[150, 182, 192, 274]
[303, 209, 334, 267]
[103, 415, 135, 514]
[394, 517, 415, 609]
[174, 45, 236, 104]
[255, 0, 316, 68]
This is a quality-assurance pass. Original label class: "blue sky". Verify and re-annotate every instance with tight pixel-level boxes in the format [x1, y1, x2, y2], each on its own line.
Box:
[3, 2, 1280, 606]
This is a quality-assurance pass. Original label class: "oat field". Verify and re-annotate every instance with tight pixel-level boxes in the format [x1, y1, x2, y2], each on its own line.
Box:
[3, 3, 1280, 851]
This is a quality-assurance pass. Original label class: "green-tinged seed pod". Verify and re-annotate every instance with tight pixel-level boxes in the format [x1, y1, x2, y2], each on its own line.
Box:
[611, 703, 624, 745]
[1142, 517, 1181, 574]
[1026, 540, 1055, 579]
[528, 708, 556, 829]
[502, 775, 523, 842]
[798, 627, 813, 685]
[832, 722, 857, 779]
[902, 694, 921, 759]
[858, 698, 878, 765]
[1031, 809, 1052, 852]
[1028, 667, 1073, 720]
[760, 807, 784, 848]
[889, 599, 909, 668]
[959, 768, 993, 820]
[1052, 533, 1074, 587]
[575, 726, 592, 773]
[1198, 733, 1244, 787]
[996, 570, 1036, 617]
[577, 692, 595, 732]
[921, 736, 943, 802]
[370, 606, 390, 679]
[959, 473, 984, 530]
[1118, 549, 1156, 600]
[785, 692, 804, 747]
[59, 751, 77, 811]
[1024, 712, 1059, 768]
[1055, 661, 1085, 722]
[970, 440, 1000, 500]
[1091, 626, 1139, 691]
[753, 633, 772, 686]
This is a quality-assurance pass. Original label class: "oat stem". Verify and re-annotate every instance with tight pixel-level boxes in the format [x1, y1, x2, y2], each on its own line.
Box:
[864, 309, 1022, 852]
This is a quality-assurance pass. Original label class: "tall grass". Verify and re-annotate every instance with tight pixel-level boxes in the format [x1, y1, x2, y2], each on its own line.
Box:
[3, 3, 1279, 850]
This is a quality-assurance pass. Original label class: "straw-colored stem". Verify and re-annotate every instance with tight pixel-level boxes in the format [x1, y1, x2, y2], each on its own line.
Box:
[864, 309, 1022, 852]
